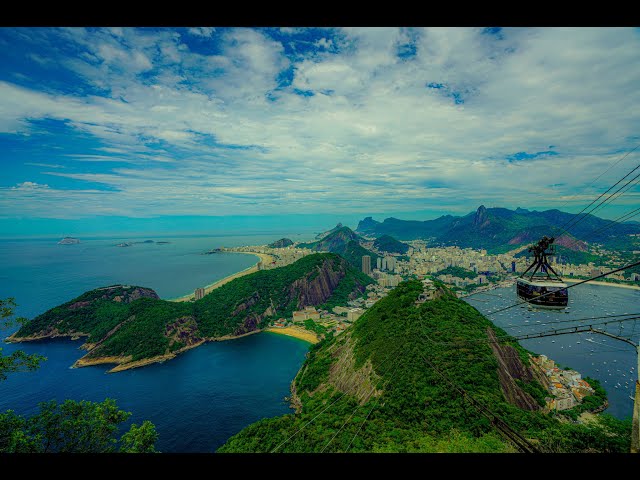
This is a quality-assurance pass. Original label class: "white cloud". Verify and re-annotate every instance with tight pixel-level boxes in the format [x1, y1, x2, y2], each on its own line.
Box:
[314, 38, 333, 50]
[24, 162, 65, 168]
[1, 27, 639, 220]
[12, 181, 49, 189]
[188, 27, 215, 38]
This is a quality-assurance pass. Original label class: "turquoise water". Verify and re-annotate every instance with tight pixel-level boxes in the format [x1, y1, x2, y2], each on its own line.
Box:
[464, 283, 640, 420]
[0, 234, 284, 316]
[0, 235, 311, 452]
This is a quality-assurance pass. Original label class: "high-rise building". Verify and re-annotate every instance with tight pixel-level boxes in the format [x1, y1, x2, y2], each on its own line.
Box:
[511, 261, 516, 273]
[384, 255, 396, 272]
[362, 255, 371, 275]
[376, 257, 382, 270]
[194, 287, 205, 300]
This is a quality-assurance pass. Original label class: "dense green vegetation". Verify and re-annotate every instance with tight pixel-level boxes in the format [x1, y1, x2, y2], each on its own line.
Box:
[303, 319, 327, 336]
[0, 399, 157, 453]
[1, 298, 158, 453]
[373, 234, 409, 254]
[1, 298, 45, 381]
[435, 266, 478, 279]
[219, 281, 632, 453]
[515, 378, 547, 407]
[14, 254, 370, 365]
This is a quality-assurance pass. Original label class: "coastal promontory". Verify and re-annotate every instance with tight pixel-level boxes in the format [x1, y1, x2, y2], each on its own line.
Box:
[8, 253, 372, 372]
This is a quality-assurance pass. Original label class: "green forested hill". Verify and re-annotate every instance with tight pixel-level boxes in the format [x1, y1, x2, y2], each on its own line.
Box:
[219, 280, 631, 453]
[298, 227, 379, 270]
[372, 234, 410, 254]
[268, 238, 293, 248]
[11, 254, 372, 368]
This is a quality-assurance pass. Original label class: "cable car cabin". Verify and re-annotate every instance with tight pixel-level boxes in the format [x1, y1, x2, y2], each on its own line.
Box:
[516, 235, 568, 309]
[516, 277, 568, 308]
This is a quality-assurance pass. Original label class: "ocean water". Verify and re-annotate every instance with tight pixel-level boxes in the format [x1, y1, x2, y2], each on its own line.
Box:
[0, 235, 311, 452]
[0, 234, 304, 318]
[464, 283, 640, 420]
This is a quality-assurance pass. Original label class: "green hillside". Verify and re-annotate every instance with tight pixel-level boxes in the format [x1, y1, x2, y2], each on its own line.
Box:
[299, 227, 379, 270]
[434, 266, 477, 279]
[219, 280, 631, 453]
[12, 254, 372, 368]
[373, 234, 410, 254]
[268, 238, 293, 248]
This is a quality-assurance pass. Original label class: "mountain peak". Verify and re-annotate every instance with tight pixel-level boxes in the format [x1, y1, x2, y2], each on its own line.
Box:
[356, 216, 380, 233]
[474, 205, 488, 226]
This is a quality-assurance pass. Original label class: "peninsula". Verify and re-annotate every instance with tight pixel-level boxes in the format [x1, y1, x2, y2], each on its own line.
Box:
[7, 253, 372, 372]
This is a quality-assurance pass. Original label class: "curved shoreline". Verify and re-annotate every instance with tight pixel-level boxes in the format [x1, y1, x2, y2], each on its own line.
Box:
[264, 326, 319, 344]
[564, 279, 640, 291]
[169, 252, 274, 302]
[73, 331, 263, 373]
[461, 278, 640, 298]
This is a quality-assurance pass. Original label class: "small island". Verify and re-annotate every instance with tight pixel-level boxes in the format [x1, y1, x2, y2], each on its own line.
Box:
[58, 237, 80, 245]
[116, 242, 133, 247]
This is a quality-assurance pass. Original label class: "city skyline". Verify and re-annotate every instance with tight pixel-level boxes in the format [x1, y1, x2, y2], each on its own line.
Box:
[1, 27, 640, 234]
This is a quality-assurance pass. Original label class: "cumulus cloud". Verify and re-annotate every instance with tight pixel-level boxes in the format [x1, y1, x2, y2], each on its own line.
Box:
[0, 27, 639, 220]
[12, 181, 49, 189]
[188, 27, 215, 38]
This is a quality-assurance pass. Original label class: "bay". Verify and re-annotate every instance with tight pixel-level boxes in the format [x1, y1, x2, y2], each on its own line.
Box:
[464, 283, 640, 420]
[0, 234, 311, 452]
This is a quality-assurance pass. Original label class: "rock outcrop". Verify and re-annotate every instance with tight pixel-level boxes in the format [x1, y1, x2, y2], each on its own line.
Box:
[473, 205, 489, 228]
[288, 259, 346, 308]
[487, 328, 540, 411]
[165, 316, 202, 347]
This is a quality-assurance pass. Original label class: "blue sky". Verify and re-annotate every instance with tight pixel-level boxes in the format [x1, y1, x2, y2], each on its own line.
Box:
[1, 27, 639, 236]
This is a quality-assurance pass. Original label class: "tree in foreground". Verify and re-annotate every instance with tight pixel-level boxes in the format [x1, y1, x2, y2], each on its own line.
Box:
[0, 298, 45, 380]
[0, 298, 158, 453]
[0, 399, 158, 453]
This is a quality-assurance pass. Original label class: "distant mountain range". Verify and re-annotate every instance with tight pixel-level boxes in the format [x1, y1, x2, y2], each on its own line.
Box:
[357, 206, 640, 253]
